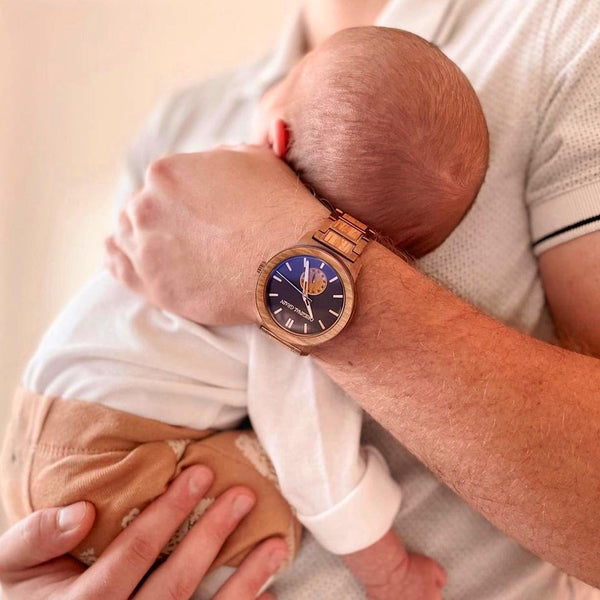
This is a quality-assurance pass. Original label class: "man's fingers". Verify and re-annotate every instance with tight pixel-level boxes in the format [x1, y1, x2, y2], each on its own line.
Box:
[135, 486, 257, 600]
[77, 465, 214, 599]
[104, 235, 143, 292]
[110, 208, 140, 268]
[0, 502, 95, 577]
[115, 210, 135, 253]
[212, 537, 288, 600]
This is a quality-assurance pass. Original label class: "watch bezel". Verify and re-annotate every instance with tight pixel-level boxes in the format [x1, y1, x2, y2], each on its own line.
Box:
[256, 244, 356, 349]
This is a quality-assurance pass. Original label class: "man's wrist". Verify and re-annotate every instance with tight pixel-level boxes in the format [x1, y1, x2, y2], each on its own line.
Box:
[250, 200, 330, 324]
[252, 217, 406, 347]
[313, 240, 406, 356]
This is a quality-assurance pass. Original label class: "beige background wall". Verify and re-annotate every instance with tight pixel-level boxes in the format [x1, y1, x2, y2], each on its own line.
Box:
[0, 0, 297, 530]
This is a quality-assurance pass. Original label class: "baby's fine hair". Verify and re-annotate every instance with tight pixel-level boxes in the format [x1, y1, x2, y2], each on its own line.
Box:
[286, 27, 489, 257]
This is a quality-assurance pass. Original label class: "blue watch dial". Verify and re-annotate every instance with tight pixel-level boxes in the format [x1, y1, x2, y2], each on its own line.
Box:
[265, 254, 345, 335]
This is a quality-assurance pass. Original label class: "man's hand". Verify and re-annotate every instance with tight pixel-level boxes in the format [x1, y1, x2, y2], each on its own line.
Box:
[0, 466, 287, 600]
[103, 143, 600, 586]
[106, 146, 328, 324]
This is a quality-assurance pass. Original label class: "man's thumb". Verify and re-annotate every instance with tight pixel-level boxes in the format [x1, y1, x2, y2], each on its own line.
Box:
[0, 502, 95, 575]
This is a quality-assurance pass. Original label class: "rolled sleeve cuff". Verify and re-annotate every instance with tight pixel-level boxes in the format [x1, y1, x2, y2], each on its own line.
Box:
[297, 445, 402, 555]
[530, 181, 600, 256]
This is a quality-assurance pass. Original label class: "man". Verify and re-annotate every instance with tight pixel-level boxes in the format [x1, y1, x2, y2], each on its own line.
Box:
[1, 0, 599, 598]
[106, 0, 600, 597]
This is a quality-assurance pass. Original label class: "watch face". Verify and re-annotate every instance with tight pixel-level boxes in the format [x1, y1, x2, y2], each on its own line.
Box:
[265, 254, 346, 335]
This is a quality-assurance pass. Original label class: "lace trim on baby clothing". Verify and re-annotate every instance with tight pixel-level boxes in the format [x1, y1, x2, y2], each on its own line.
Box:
[234, 433, 279, 488]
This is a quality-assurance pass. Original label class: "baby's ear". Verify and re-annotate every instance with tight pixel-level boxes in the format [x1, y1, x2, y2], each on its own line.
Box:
[268, 119, 290, 159]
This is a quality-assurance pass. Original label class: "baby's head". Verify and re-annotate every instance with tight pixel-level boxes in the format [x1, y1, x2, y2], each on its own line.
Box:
[253, 27, 489, 257]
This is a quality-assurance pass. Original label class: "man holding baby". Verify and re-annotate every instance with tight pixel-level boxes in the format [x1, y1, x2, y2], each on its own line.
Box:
[1, 0, 600, 599]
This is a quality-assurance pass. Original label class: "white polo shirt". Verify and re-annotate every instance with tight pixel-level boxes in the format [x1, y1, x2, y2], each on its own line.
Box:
[43, 0, 600, 598]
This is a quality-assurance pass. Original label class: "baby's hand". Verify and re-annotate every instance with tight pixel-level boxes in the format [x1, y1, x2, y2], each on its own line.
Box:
[365, 552, 446, 600]
[342, 530, 446, 600]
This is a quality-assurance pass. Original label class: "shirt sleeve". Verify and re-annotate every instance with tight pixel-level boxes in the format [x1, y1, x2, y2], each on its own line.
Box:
[526, 2, 600, 256]
[246, 328, 402, 555]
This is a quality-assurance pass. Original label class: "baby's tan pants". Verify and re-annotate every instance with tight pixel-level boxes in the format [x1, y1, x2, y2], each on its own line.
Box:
[0, 387, 301, 571]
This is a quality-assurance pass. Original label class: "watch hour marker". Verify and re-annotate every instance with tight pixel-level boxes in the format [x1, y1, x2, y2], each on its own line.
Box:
[333, 294, 343, 298]
[304, 323, 308, 334]
[273, 275, 282, 282]
[329, 309, 339, 317]
[329, 276, 339, 283]
[318, 320, 326, 330]
[319, 262, 325, 269]
[286, 262, 292, 272]
[274, 308, 283, 315]
[285, 318, 294, 329]
[269, 293, 279, 297]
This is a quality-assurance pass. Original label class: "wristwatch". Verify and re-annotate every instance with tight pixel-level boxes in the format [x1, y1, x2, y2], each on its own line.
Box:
[255, 208, 374, 355]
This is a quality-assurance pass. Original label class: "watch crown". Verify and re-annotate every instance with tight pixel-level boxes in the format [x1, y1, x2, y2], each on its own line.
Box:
[257, 261, 267, 275]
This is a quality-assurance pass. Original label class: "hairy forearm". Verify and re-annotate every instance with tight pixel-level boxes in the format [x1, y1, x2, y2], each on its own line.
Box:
[315, 242, 600, 586]
[110, 147, 600, 584]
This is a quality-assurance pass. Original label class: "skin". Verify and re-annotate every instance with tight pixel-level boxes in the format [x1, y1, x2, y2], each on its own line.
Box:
[5, 0, 599, 596]
[343, 531, 446, 599]
[102, 146, 600, 588]
[0, 465, 288, 599]
[1, 5, 393, 597]
[252, 0, 391, 145]
[303, 0, 389, 47]
[255, 83, 600, 588]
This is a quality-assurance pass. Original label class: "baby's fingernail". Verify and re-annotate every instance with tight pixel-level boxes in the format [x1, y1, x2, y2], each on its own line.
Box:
[268, 547, 288, 572]
[232, 494, 255, 518]
[58, 502, 87, 532]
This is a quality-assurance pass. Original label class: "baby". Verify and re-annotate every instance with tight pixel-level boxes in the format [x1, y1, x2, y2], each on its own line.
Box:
[1, 27, 488, 599]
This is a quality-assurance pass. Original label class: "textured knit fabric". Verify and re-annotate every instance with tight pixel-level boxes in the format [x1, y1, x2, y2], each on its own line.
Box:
[97, 1, 598, 598]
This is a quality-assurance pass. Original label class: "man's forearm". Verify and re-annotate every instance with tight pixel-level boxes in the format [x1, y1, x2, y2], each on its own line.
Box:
[107, 147, 600, 584]
[315, 241, 600, 586]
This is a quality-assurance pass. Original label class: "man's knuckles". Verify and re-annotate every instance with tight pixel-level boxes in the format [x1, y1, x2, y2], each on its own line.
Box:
[164, 575, 199, 600]
[17, 509, 62, 566]
[129, 192, 160, 229]
[145, 156, 178, 187]
[121, 533, 162, 569]
[145, 154, 201, 189]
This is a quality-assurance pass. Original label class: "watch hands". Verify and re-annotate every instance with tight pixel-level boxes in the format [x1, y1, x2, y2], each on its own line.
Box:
[303, 296, 314, 321]
[276, 268, 314, 322]
[302, 258, 310, 299]
[301, 260, 315, 321]
[275, 271, 312, 303]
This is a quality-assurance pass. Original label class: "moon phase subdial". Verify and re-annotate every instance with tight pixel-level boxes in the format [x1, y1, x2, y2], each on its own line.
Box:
[300, 267, 327, 296]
